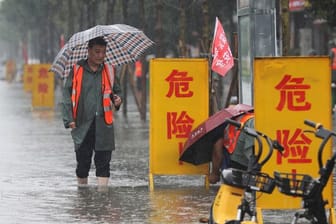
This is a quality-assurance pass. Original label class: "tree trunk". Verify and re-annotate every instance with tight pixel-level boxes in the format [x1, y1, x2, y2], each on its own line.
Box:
[67, 0, 75, 39]
[280, 0, 290, 56]
[88, 0, 98, 27]
[201, 0, 213, 114]
[79, 3, 85, 30]
[155, 1, 164, 57]
[139, 0, 147, 121]
[178, 1, 187, 57]
[121, 0, 129, 116]
[105, 0, 116, 24]
[201, 0, 210, 55]
[122, 0, 129, 24]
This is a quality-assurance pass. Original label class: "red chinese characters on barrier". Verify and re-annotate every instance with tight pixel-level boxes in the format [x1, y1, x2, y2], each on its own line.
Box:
[38, 68, 48, 78]
[275, 74, 311, 111]
[165, 69, 195, 164]
[167, 111, 194, 139]
[38, 83, 48, 94]
[38, 67, 49, 95]
[274, 74, 313, 168]
[276, 128, 312, 165]
[178, 142, 185, 165]
[165, 69, 193, 97]
[26, 66, 34, 84]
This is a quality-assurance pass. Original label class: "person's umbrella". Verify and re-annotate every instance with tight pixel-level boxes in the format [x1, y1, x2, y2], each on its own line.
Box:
[179, 104, 254, 165]
[50, 24, 154, 78]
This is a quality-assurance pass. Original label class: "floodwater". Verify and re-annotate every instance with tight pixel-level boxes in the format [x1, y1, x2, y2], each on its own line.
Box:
[0, 81, 214, 224]
[0, 80, 334, 224]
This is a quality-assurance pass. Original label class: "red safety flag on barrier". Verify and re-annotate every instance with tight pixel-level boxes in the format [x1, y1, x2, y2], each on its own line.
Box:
[211, 17, 234, 77]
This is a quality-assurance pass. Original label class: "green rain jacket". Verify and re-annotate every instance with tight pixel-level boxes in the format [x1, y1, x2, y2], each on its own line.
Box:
[61, 59, 122, 151]
[230, 117, 254, 167]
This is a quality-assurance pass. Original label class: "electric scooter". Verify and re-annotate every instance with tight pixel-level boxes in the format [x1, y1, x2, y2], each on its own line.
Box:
[274, 120, 336, 224]
[207, 118, 284, 224]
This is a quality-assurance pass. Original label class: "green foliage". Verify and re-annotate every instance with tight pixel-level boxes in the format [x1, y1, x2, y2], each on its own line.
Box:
[0, 0, 305, 62]
[309, 0, 336, 27]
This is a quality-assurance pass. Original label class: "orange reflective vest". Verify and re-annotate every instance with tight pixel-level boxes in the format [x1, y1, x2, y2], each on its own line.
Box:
[332, 48, 336, 70]
[223, 113, 254, 154]
[71, 64, 114, 125]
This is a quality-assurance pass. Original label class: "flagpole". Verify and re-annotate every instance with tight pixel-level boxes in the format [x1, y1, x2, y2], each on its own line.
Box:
[209, 18, 216, 115]
[209, 48, 214, 116]
[209, 17, 218, 116]
[225, 32, 239, 107]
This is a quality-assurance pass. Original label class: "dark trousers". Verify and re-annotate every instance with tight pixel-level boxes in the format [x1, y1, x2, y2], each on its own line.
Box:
[75, 120, 112, 178]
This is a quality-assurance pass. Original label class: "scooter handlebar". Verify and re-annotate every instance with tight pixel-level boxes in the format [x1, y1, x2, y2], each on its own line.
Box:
[303, 119, 336, 169]
[273, 140, 284, 153]
[226, 119, 259, 138]
[304, 119, 322, 129]
[226, 118, 242, 128]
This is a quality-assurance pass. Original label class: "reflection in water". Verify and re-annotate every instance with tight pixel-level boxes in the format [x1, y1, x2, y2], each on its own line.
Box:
[70, 187, 122, 224]
[31, 109, 56, 121]
[148, 187, 214, 224]
[65, 185, 215, 224]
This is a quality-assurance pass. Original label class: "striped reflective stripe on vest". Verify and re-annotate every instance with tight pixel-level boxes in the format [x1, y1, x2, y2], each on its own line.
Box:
[101, 64, 114, 124]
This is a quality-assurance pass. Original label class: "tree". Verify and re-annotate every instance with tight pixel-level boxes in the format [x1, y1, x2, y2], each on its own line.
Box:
[309, 0, 336, 28]
[281, 0, 290, 55]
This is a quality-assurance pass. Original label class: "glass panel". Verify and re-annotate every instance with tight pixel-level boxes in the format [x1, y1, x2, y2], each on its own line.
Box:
[254, 0, 274, 9]
[254, 14, 276, 56]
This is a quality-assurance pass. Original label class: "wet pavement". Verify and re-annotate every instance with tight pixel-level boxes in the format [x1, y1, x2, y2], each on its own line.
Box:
[0, 80, 335, 224]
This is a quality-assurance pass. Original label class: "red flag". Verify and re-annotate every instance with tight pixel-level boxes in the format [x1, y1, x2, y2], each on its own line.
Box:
[211, 17, 234, 77]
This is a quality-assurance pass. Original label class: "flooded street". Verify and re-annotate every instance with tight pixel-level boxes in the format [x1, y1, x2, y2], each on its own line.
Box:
[0, 80, 334, 224]
[0, 81, 215, 224]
